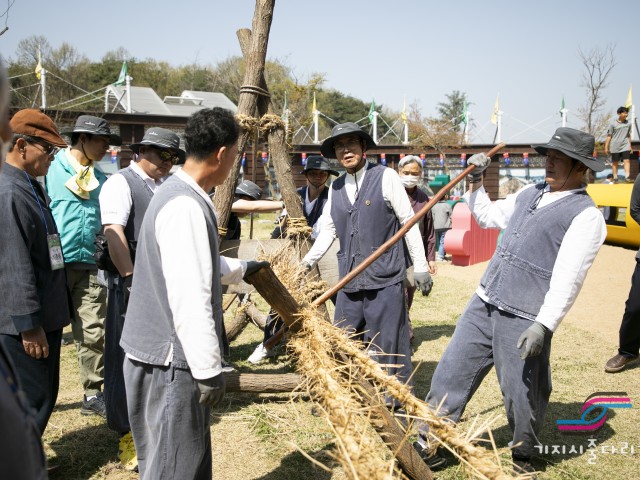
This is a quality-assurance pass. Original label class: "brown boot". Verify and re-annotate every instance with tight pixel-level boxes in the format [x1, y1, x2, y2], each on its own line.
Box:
[605, 353, 639, 373]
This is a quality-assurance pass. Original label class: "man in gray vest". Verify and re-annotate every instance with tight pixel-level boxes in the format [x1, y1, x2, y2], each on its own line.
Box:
[416, 128, 607, 476]
[99, 127, 184, 468]
[120, 108, 267, 480]
[302, 123, 432, 393]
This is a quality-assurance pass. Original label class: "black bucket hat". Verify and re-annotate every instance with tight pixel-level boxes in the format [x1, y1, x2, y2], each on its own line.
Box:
[320, 122, 376, 159]
[130, 127, 186, 163]
[61, 115, 122, 146]
[235, 180, 262, 200]
[302, 155, 339, 176]
[532, 127, 604, 172]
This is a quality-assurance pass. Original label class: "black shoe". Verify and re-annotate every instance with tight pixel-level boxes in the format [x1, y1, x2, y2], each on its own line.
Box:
[513, 456, 537, 479]
[413, 441, 447, 471]
[81, 392, 106, 418]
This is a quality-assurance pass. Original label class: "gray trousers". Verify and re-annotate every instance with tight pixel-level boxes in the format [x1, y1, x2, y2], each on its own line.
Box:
[423, 294, 552, 459]
[335, 282, 413, 387]
[123, 357, 212, 480]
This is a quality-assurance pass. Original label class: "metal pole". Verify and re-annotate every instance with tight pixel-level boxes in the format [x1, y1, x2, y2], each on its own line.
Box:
[40, 68, 46, 110]
[125, 74, 132, 113]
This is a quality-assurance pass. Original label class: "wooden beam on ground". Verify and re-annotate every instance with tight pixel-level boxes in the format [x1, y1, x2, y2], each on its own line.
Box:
[224, 372, 301, 393]
[246, 304, 268, 330]
[225, 303, 250, 342]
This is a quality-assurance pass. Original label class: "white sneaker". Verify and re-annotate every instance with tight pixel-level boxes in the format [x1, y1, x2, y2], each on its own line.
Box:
[247, 343, 269, 364]
[221, 359, 237, 373]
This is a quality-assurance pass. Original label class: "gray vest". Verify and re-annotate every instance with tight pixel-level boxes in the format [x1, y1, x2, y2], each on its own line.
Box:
[120, 175, 223, 369]
[119, 166, 154, 244]
[331, 162, 407, 292]
[480, 184, 594, 320]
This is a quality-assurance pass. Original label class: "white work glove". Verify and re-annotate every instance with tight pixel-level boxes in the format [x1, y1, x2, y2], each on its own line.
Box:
[414, 271, 433, 296]
[516, 322, 548, 359]
[468, 153, 491, 181]
[197, 373, 226, 407]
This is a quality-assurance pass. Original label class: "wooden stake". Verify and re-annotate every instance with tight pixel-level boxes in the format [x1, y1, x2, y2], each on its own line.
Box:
[213, 0, 275, 233]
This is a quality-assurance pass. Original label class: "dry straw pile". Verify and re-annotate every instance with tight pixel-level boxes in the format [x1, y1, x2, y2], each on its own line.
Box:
[258, 242, 528, 480]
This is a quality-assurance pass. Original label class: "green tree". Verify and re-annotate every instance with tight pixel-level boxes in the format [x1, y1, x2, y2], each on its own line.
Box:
[437, 90, 468, 132]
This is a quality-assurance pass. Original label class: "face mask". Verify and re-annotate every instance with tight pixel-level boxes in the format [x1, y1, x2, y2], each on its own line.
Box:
[399, 175, 419, 189]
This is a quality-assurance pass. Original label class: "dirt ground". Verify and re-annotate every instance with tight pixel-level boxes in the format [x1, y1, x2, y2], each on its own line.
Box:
[439, 243, 637, 347]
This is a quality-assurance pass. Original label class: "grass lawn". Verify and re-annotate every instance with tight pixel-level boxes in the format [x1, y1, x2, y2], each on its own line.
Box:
[44, 215, 640, 479]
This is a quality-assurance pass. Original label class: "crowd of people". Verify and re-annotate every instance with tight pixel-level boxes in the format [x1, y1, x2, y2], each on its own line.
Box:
[1, 52, 638, 479]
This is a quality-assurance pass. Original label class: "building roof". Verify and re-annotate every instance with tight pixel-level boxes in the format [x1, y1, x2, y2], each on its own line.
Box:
[105, 86, 237, 116]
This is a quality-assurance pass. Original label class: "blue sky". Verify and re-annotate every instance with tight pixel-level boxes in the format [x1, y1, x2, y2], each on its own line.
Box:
[2, 0, 638, 143]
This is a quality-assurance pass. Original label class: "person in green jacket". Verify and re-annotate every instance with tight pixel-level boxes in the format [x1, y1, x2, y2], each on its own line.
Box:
[46, 115, 121, 418]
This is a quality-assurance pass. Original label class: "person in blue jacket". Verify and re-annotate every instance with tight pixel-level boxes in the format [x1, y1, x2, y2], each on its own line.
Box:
[46, 115, 121, 418]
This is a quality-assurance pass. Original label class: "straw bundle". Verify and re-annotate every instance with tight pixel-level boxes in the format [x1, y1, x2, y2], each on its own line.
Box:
[256, 242, 526, 480]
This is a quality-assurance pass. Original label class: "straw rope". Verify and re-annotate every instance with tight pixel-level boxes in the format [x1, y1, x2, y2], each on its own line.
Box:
[285, 217, 313, 239]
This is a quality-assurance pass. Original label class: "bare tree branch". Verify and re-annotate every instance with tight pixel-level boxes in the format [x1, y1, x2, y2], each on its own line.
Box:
[577, 44, 616, 137]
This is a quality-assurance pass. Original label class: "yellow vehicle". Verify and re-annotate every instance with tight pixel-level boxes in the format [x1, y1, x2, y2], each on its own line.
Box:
[587, 183, 640, 248]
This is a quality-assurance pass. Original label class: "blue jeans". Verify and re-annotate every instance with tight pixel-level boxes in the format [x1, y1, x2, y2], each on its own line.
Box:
[421, 294, 552, 459]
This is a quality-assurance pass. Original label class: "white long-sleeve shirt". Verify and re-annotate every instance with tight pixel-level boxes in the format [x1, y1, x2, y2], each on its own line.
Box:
[99, 161, 164, 226]
[152, 169, 245, 379]
[465, 183, 606, 332]
[303, 166, 428, 273]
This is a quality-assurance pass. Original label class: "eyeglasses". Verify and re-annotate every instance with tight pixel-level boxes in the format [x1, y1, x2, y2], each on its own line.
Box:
[152, 148, 180, 165]
[334, 138, 362, 152]
[28, 139, 60, 157]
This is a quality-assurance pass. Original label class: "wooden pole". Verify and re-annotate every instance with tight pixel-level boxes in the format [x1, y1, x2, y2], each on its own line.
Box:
[213, 0, 275, 233]
[236, 28, 305, 230]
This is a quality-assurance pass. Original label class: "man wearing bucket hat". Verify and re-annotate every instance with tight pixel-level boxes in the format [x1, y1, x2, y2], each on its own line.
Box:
[224, 179, 285, 240]
[98, 126, 184, 468]
[302, 123, 431, 394]
[0, 109, 72, 440]
[271, 155, 339, 240]
[416, 127, 607, 475]
[45, 115, 122, 419]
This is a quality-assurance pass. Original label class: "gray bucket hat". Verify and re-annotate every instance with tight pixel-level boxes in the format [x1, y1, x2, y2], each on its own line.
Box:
[532, 127, 604, 172]
[61, 115, 122, 145]
[301, 155, 339, 176]
[320, 122, 376, 159]
[235, 180, 262, 200]
[130, 127, 186, 163]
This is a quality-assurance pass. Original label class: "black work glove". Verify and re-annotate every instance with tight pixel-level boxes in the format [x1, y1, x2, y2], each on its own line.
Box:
[414, 271, 433, 296]
[122, 274, 133, 306]
[516, 322, 548, 359]
[244, 261, 270, 279]
[196, 373, 226, 407]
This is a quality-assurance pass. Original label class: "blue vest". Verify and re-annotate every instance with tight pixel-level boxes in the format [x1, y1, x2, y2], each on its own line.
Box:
[299, 185, 329, 228]
[480, 184, 594, 320]
[331, 163, 407, 292]
[46, 151, 107, 265]
[120, 175, 223, 369]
